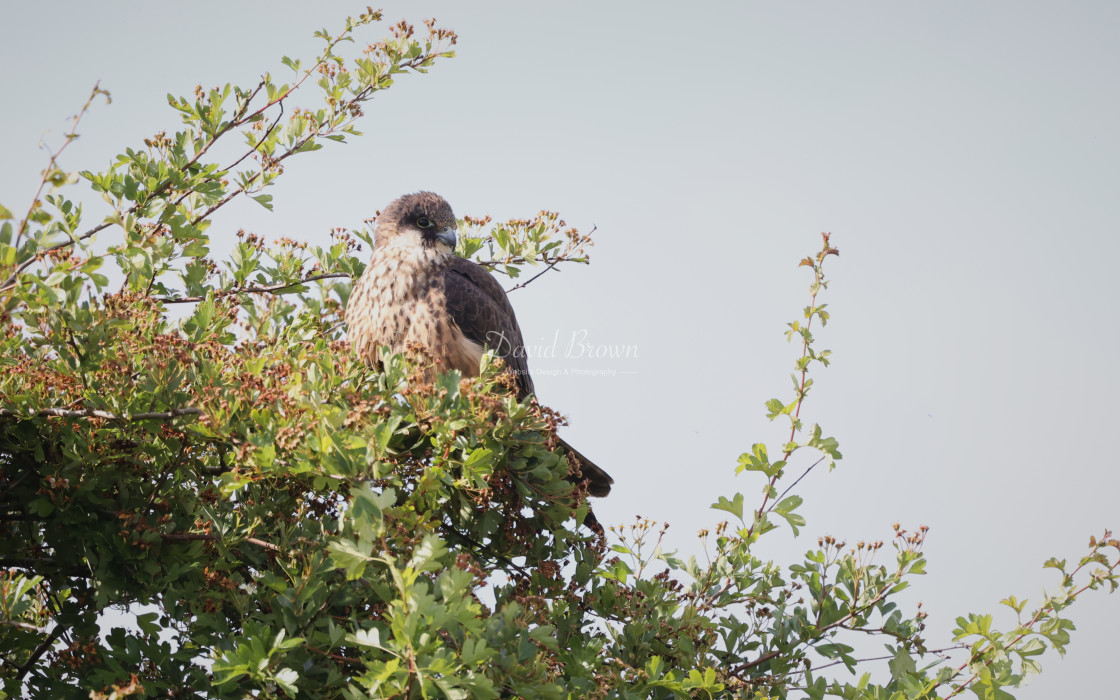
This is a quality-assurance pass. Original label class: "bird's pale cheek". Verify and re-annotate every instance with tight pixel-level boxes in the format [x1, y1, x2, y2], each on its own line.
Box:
[387, 232, 426, 251]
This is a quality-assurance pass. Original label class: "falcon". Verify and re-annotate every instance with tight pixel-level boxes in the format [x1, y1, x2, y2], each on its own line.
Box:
[345, 191, 613, 497]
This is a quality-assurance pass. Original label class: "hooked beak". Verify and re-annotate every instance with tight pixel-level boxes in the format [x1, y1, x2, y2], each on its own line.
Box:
[435, 227, 458, 250]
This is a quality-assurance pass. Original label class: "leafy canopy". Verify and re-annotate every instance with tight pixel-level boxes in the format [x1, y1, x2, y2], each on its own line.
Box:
[1, 10, 1116, 700]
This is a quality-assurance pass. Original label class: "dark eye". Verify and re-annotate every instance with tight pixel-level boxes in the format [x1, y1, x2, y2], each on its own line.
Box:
[416, 216, 434, 229]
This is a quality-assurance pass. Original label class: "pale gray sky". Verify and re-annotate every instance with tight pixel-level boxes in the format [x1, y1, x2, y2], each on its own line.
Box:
[3, 1, 1117, 696]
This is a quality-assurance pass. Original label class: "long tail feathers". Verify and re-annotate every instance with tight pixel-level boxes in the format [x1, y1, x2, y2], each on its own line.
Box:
[556, 436, 613, 498]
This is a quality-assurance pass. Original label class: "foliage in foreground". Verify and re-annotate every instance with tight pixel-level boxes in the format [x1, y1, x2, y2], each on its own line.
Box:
[1, 10, 1117, 700]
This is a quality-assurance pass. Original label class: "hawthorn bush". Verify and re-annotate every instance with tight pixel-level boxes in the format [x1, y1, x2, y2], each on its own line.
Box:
[1, 11, 1116, 699]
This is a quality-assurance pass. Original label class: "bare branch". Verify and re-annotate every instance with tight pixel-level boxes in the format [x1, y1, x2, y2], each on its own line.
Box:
[1, 620, 43, 632]
[807, 644, 968, 674]
[222, 100, 285, 174]
[768, 455, 826, 513]
[0, 407, 202, 421]
[1, 222, 112, 290]
[160, 532, 280, 552]
[15, 624, 64, 684]
[504, 260, 560, 294]
[476, 255, 578, 268]
[15, 82, 110, 248]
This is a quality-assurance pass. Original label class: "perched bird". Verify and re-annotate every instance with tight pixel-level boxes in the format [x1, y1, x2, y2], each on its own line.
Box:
[345, 191, 613, 497]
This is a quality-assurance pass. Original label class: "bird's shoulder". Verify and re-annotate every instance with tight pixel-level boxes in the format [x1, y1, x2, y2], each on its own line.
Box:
[442, 255, 514, 314]
[440, 256, 534, 395]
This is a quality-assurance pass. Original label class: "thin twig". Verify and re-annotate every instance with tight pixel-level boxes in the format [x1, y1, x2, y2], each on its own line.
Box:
[222, 100, 285, 173]
[1, 620, 43, 632]
[0, 407, 202, 421]
[943, 547, 1120, 698]
[1, 222, 111, 290]
[807, 644, 967, 674]
[159, 532, 280, 552]
[306, 644, 362, 664]
[0, 465, 35, 500]
[2, 26, 453, 294]
[179, 81, 266, 177]
[504, 260, 559, 294]
[2, 81, 270, 290]
[157, 272, 350, 304]
[189, 188, 245, 227]
[730, 571, 906, 677]
[746, 239, 835, 541]
[15, 83, 109, 248]
[732, 648, 783, 674]
[768, 456, 826, 513]
[14, 624, 64, 684]
[477, 254, 571, 268]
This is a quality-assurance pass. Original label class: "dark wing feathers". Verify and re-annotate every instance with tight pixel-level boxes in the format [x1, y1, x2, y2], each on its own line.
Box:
[442, 257, 535, 398]
[442, 257, 613, 497]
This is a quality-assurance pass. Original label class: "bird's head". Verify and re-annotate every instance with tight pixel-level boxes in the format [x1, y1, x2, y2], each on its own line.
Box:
[374, 191, 458, 254]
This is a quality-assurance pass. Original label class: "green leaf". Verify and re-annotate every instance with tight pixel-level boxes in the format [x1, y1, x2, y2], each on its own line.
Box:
[328, 538, 373, 580]
[408, 533, 447, 573]
[773, 495, 805, 534]
[712, 493, 745, 520]
[888, 646, 917, 681]
[135, 611, 160, 636]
